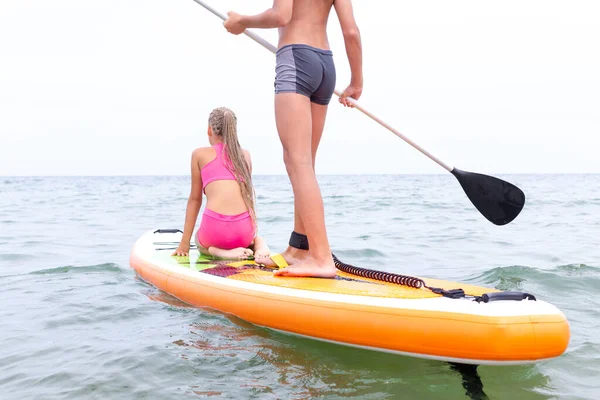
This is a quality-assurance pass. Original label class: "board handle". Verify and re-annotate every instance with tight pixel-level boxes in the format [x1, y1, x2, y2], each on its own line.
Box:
[153, 229, 183, 234]
[479, 292, 536, 303]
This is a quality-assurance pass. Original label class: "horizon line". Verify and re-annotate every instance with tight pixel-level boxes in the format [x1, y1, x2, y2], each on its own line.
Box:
[2, 172, 600, 178]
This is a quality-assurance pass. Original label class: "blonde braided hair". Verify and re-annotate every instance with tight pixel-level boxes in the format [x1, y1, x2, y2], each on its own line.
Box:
[208, 107, 256, 227]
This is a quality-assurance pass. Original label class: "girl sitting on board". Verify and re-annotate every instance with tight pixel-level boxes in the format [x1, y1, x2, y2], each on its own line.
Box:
[173, 107, 270, 260]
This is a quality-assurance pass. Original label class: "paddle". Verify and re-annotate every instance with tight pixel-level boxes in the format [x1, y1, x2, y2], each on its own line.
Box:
[191, 0, 526, 226]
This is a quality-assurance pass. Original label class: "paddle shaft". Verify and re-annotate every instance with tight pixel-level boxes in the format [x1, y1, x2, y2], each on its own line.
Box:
[192, 0, 454, 172]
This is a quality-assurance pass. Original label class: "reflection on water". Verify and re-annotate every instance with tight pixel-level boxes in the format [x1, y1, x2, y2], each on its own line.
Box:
[146, 286, 553, 399]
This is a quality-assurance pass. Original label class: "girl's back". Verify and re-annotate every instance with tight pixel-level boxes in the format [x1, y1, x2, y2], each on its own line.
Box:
[196, 144, 252, 216]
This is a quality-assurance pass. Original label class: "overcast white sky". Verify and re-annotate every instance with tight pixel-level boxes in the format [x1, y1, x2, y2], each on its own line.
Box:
[1, 0, 598, 175]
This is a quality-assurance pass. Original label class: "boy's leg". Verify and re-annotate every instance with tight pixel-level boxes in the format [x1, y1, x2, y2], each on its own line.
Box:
[260, 101, 330, 267]
[289, 101, 329, 245]
[272, 93, 336, 278]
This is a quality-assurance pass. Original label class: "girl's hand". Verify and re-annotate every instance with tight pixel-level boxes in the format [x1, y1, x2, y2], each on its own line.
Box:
[172, 242, 190, 257]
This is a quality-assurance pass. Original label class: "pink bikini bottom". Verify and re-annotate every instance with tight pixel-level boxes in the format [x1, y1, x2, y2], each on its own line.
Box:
[196, 209, 255, 250]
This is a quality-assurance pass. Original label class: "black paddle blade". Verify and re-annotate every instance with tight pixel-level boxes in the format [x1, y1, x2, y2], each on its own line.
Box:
[451, 168, 525, 226]
[449, 363, 489, 400]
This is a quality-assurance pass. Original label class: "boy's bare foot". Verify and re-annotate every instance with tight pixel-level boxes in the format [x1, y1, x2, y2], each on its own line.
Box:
[273, 256, 337, 278]
[208, 246, 254, 260]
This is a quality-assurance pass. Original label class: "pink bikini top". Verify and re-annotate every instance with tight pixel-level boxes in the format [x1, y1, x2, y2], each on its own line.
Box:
[201, 143, 238, 190]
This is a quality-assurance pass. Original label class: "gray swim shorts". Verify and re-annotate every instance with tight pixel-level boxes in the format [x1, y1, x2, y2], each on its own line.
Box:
[274, 44, 336, 105]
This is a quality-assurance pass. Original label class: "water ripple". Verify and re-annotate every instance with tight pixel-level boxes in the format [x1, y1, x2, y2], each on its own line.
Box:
[29, 263, 123, 275]
[0, 175, 599, 399]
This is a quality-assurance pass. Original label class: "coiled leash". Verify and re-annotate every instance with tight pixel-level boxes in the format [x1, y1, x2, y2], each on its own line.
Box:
[290, 231, 536, 303]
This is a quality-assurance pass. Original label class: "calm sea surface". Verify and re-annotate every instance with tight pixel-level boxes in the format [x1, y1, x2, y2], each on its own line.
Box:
[1, 175, 599, 399]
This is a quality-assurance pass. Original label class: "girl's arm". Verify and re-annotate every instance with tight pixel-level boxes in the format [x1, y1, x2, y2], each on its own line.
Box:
[173, 150, 203, 256]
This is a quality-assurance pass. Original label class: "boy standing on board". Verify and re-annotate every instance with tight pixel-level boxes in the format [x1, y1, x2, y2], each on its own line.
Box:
[223, 0, 363, 278]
